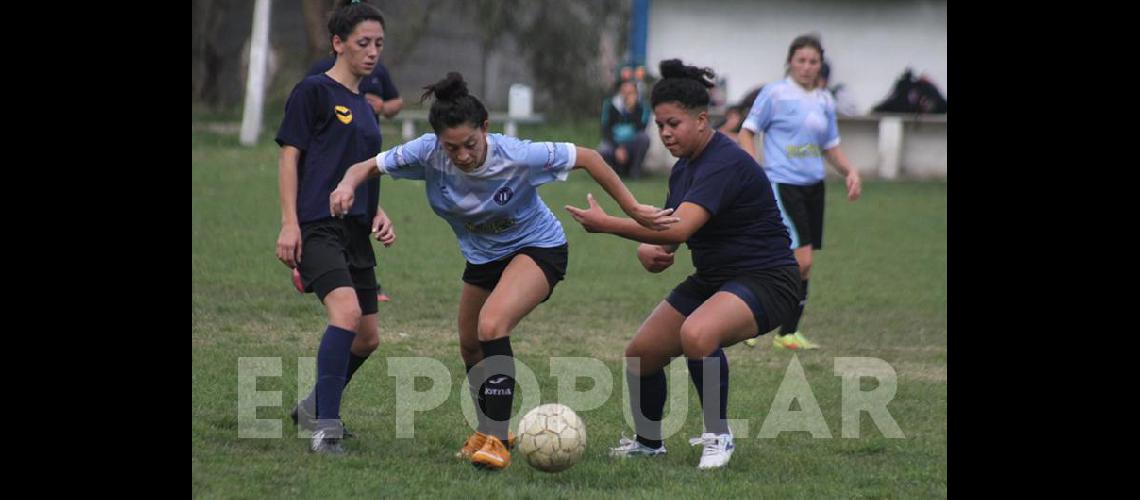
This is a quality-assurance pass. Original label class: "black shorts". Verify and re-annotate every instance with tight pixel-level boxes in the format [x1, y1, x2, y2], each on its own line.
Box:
[297, 216, 379, 315]
[666, 266, 801, 336]
[773, 181, 825, 250]
[462, 244, 569, 302]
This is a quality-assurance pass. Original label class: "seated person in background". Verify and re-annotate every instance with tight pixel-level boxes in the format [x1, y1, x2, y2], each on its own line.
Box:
[599, 79, 652, 179]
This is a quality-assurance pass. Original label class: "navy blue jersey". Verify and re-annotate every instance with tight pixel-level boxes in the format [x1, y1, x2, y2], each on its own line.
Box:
[664, 132, 798, 273]
[275, 74, 381, 224]
[364, 64, 398, 101]
[304, 56, 399, 220]
[306, 56, 400, 108]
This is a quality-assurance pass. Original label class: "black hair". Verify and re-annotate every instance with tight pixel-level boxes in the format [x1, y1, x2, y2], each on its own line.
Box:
[328, 0, 386, 46]
[650, 59, 715, 110]
[730, 86, 763, 116]
[420, 72, 489, 133]
[614, 78, 633, 93]
[786, 34, 824, 63]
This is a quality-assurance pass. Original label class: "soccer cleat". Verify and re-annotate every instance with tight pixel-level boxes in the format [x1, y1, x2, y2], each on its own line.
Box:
[456, 431, 517, 459]
[609, 434, 667, 457]
[689, 432, 734, 469]
[772, 331, 821, 351]
[791, 332, 820, 349]
[310, 427, 345, 455]
[457, 432, 484, 459]
[377, 292, 391, 302]
[471, 435, 511, 470]
[291, 403, 355, 438]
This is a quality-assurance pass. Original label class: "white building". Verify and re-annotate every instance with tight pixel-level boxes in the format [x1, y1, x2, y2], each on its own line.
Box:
[642, 0, 947, 178]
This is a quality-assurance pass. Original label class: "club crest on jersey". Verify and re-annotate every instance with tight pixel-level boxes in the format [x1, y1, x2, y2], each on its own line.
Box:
[493, 186, 514, 206]
[334, 105, 353, 125]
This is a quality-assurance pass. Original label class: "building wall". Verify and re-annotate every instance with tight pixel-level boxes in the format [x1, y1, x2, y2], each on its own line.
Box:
[646, 0, 947, 114]
[642, 0, 947, 178]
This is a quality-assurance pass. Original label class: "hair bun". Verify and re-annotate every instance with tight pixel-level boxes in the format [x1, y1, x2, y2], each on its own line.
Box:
[423, 72, 469, 102]
[658, 59, 715, 88]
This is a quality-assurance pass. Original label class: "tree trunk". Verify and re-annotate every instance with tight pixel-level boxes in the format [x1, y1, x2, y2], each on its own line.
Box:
[302, 0, 337, 64]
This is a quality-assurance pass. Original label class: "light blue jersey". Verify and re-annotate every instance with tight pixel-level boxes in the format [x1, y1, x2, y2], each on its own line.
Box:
[376, 133, 577, 264]
[741, 77, 840, 185]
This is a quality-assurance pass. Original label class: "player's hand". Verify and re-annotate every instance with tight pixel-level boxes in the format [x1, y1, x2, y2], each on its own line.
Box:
[564, 193, 610, 233]
[626, 201, 679, 231]
[276, 223, 302, 268]
[371, 210, 396, 247]
[846, 171, 862, 201]
[329, 184, 355, 218]
[636, 243, 674, 273]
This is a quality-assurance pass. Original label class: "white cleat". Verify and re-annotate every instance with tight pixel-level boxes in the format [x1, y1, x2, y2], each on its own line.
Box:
[310, 428, 345, 455]
[689, 432, 734, 469]
[609, 434, 667, 457]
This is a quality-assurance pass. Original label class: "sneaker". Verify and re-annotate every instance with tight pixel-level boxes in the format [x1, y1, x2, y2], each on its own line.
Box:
[310, 427, 345, 455]
[772, 331, 821, 351]
[609, 434, 667, 457]
[291, 403, 355, 438]
[456, 431, 517, 459]
[689, 432, 734, 469]
[792, 332, 820, 349]
[471, 435, 511, 470]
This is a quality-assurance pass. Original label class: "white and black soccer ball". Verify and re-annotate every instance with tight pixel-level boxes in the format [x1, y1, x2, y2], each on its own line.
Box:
[517, 403, 587, 473]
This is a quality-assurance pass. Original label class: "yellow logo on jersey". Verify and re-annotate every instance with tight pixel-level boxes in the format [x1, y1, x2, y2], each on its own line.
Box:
[334, 105, 353, 125]
[785, 144, 821, 158]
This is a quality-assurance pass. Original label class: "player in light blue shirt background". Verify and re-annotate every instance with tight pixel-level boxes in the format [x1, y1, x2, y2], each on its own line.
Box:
[332, 71, 677, 470]
[738, 34, 862, 351]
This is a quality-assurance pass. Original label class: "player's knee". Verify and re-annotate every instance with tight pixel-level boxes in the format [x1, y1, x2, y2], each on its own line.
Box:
[326, 294, 363, 329]
[354, 314, 379, 341]
[623, 343, 660, 375]
[625, 324, 658, 359]
[476, 316, 510, 342]
[356, 332, 380, 353]
[679, 324, 718, 360]
[624, 341, 646, 361]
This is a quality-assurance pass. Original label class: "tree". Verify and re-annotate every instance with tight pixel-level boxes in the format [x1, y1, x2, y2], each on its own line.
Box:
[301, 0, 334, 63]
[192, 0, 233, 105]
[461, 0, 628, 118]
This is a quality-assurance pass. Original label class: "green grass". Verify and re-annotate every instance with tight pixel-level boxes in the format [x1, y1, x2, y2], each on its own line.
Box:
[192, 127, 946, 498]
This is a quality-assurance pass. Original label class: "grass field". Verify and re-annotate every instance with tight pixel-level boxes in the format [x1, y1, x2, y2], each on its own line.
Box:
[192, 125, 946, 498]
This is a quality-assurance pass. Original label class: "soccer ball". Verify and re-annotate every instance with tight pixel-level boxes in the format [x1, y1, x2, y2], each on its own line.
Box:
[517, 403, 587, 473]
